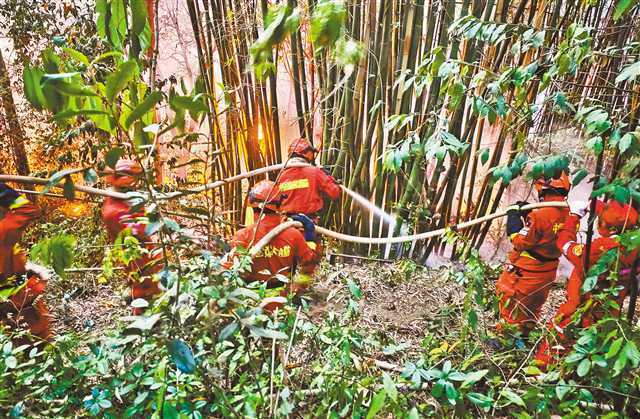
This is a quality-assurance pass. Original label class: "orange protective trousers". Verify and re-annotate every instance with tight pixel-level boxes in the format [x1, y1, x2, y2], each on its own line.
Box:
[0, 203, 51, 341]
[496, 266, 556, 331]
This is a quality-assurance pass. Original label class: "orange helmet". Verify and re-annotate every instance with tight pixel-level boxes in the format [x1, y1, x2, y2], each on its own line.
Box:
[288, 138, 317, 160]
[248, 180, 284, 212]
[534, 172, 571, 197]
[596, 199, 638, 230]
[105, 159, 143, 189]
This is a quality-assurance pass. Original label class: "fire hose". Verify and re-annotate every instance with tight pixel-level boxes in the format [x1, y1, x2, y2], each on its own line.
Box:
[0, 172, 568, 245]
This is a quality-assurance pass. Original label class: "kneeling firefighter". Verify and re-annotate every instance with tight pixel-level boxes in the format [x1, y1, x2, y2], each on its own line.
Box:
[495, 172, 571, 333]
[535, 199, 639, 366]
[0, 183, 51, 341]
[229, 180, 320, 311]
[102, 159, 162, 313]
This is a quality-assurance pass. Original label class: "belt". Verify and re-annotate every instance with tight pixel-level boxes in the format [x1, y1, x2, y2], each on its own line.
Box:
[520, 249, 559, 263]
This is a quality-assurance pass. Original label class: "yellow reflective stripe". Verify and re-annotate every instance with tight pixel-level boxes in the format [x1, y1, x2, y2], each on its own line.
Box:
[279, 178, 310, 192]
[9, 195, 29, 210]
[293, 273, 313, 286]
[0, 281, 27, 302]
[509, 233, 518, 241]
[520, 251, 536, 260]
[306, 241, 317, 250]
[13, 244, 23, 255]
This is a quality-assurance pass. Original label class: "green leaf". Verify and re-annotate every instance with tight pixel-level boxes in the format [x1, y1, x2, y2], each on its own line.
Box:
[346, 278, 362, 300]
[619, 132, 636, 153]
[461, 369, 488, 388]
[467, 392, 492, 408]
[572, 168, 589, 186]
[585, 137, 604, 155]
[130, 298, 149, 308]
[577, 358, 591, 377]
[62, 47, 90, 66]
[248, 326, 287, 340]
[96, 0, 108, 39]
[130, 0, 148, 36]
[501, 389, 526, 408]
[365, 390, 386, 419]
[614, 0, 638, 21]
[555, 380, 571, 400]
[23, 66, 46, 110]
[50, 81, 97, 97]
[310, 0, 346, 48]
[106, 60, 138, 102]
[218, 321, 239, 342]
[109, 0, 127, 49]
[167, 339, 196, 374]
[125, 91, 163, 128]
[5, 355, 17, 369]
[105, 147, 125, 169]
[53, 109, 111, 123]
[83, 169, 98, 186]
[126, 313, 162, 331]
[382, 372, 397, 402]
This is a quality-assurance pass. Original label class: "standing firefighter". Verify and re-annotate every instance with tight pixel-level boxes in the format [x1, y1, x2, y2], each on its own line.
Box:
[495, 173, 571, 333]
[536, 199, 639, 366]
[102, 159, 162, 313]
[229, 180, 319, 311]
[277, 138, 341, 217]
[0, 183, 50, 341]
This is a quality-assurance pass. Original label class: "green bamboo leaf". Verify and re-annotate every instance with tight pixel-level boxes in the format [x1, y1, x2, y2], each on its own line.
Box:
[577, 358, 591, 377]
[218, 322, 239, 342]
[479, 148, 490, 165]
[50, 81, 97, 97]
[365, 390, 386, 419]
[105, 147, 125, 168]
[613, 0, 638, 21]
[109, 0, 126, 49]
[382, 372, 397, 402]
[96, 0, 108, 39]
[619, 132, 636, 153]
[53, 109, 110, 123]
[106, 60, 138, 102]
[607, 338, 624, 359]
[130, 0, 148, 36]
[572, 168, 589, 186]
[125, 91, 163, 128]
[62, 48, 90, 66]
[23, 66, 46, 110]
[500, 389, 526, 408]
[467, 392, 493, 408]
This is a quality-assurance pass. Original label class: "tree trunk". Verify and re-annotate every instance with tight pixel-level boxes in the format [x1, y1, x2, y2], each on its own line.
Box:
[0, 49, 30, 176]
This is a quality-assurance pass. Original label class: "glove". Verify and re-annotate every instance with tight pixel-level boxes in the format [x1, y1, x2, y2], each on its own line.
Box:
[568, 200, 589, 217]
[506, 211, 525, 236]
[515, 201, 531, 217]
[291, 214, 316, 241]
[0, 183, 20, 208]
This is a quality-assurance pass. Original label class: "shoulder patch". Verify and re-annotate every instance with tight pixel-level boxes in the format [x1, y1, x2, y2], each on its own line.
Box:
[572, 245, 584, 257]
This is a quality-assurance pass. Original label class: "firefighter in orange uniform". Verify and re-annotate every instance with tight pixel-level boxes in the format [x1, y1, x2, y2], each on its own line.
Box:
[0, 183, 51, 341]
[535, 199, 638, 366]
[229, 180, 319, 311]
[277, 138, 341, 217]
[495, 173, 571, 333]
[102, 160, 162, 312]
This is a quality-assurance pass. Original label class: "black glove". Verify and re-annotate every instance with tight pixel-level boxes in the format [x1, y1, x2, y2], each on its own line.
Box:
[0, 183, 20, 208]
[515, 201, 531, 217]
[506, 211, 525, 236]
[291, 214, 316, 241]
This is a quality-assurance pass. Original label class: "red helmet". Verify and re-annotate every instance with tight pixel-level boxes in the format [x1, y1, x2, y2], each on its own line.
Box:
[105, 159, 143, 188]
[596, 199, 638, 230]
[534, 172, 571, 196]
[288, 138, 317, 160]
[248, 180, 284, 212]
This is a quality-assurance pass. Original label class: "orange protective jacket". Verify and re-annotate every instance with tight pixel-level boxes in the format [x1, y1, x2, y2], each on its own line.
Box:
[102, 197, 161, 296]
[554, 214, 638, 323]
[231, 214, 319, 285]
[277, 159, 341, 215]
[0, 198, 41, 279]
[507, 195, 570, 272]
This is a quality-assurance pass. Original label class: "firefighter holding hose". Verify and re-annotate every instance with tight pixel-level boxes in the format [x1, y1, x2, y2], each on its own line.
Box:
[495, 172, 571, 334]
[535, 199, 639, 366]
[102, 159, 162, 313]
[0, 182, 51, 341]
[229, 180, 319, 311]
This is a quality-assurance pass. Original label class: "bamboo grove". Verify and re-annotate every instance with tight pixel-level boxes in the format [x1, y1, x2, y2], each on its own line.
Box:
[12, 0, 640, 263]
[173, 0, 640, 262]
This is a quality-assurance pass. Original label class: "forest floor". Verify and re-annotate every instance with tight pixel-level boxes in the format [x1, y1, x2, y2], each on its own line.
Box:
[44, 256, 571, 362]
